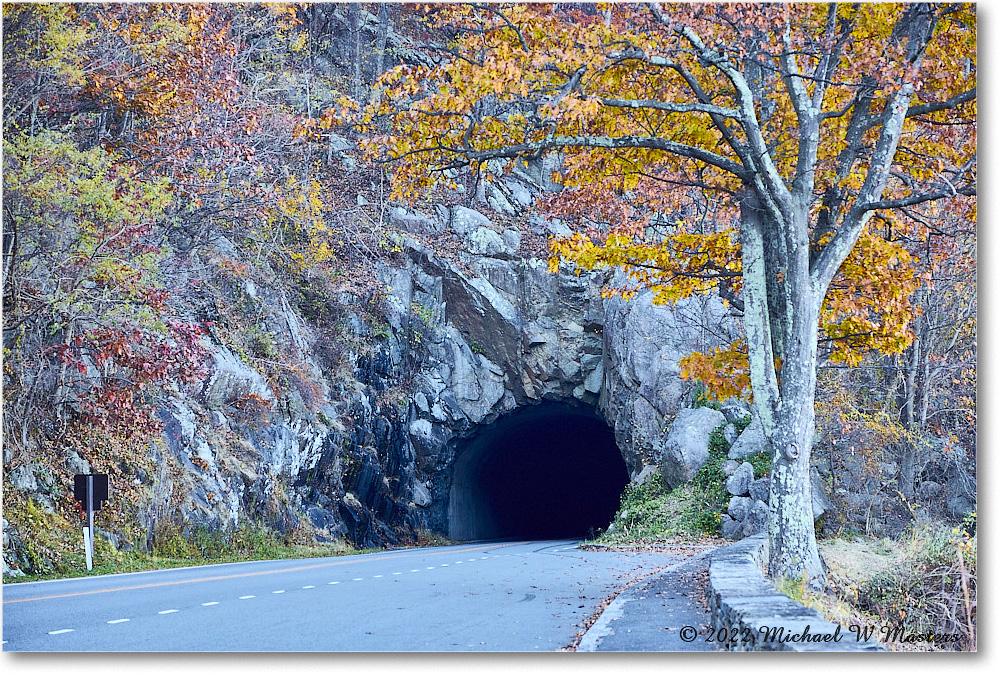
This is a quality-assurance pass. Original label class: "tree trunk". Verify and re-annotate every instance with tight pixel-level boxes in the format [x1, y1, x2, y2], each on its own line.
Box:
[741, 194, 825, 588]
[768, 363, 824, 588]
[898, 325, 922, 501]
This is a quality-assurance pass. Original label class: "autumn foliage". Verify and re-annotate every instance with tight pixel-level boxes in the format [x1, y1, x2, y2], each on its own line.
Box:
[353, 2, 975, 583]
[358, 2, 973, 378]
[2, 3, 336, 448]
[1, 2, 975, 588]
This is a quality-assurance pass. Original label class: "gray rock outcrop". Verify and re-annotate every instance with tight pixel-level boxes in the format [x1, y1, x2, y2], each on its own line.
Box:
[725, 462, 755, 497]
[720, 398, 751, 424]
[749, 477, 771, 503]
[4, 197, 744, 573]
[811, 468, 834, 523]
[729, 416, 767, 459]
[659, 407, 727, 488]
[723, 465, 830, 542]
[727, 496, 751, 522]
[742, 499, 769, 537]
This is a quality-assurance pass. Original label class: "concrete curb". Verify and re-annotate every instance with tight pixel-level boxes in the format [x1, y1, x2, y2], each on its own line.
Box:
[706, 534, 885, 651]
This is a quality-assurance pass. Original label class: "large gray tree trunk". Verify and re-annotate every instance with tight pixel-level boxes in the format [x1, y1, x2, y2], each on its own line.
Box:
[741, 195, 825, 587]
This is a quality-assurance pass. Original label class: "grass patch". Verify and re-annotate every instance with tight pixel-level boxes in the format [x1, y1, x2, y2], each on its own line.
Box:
[593, 414, 770, 544]
[780, 517, 977, 651]
[593, 473, 722, 544]
[412, 529, 453, 547]
[3, 492, 364, 583]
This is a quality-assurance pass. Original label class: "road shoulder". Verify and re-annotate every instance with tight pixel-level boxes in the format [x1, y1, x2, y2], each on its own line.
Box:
[576, 549, 717, 652]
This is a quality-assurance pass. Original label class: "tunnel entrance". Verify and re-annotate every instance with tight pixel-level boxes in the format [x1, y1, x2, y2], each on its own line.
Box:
[448, 403, 629, 541]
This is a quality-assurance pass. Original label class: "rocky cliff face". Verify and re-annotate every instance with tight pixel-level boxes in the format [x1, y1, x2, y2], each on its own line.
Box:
[279, 200, 734, 548]
[4, 178, 736, 572]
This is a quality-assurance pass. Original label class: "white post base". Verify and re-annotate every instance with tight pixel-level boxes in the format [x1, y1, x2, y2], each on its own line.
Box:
[83, 527, 93, 571]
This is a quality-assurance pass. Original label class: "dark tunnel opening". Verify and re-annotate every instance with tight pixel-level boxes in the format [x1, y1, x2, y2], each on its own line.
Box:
[448, 403, 629, 541]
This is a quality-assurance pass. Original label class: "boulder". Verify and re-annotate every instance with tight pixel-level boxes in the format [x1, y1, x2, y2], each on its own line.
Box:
[721, 514, 742, 540]
[530, 213, 573, 238]
[742, 499, 769, 537]
[501, 228, 522, 252]
[8, 465, 38, 493]
[811, 467, 834, 522]
[945, 483, 976, 520]
[66, 449, 91, 475]
[917, 480, 943, 501]
[722, 423, 739, 446]
[410, 481, 433, 508]
[307, 506, 340, 530]
[486, 182, 517, 216]
[725, 461, 755, 497]
[721, 459, 740, 477]
[2, 519, 28, 577]
[408, 419, 451, 471]
[389, 206, 443, 235]
[327, 133, 355, 153]
[720, 398, 752, 424]
[450, 206, 493, 236]
[202, 345, 275, 409]
[749, 477, 771, 503]
[467, 227, 509, 257]
[413, 391, 430, 414]
[727, 495, 751, 522]
[942, 460, 976, 519]
[631, 465, 659, 485]
[504, 177, 533, 207]
[659, 407, 727, 488]
[729, 416, 767, 459]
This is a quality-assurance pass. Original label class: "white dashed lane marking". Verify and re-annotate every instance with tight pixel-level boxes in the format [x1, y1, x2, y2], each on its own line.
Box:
[24, 548, 519, 645]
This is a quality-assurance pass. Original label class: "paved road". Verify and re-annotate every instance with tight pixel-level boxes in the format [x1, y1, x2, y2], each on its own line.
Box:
[2, 540, 680, 652]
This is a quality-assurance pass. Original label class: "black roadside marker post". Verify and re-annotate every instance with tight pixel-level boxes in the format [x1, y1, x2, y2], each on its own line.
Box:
[73, 474, 109, 571]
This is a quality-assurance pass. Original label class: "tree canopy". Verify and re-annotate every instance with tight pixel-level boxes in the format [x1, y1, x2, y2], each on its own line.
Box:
[357, 2, 976, 584]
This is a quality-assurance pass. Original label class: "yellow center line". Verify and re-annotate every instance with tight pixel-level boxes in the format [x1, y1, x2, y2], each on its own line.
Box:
[3, 542, 518, 605]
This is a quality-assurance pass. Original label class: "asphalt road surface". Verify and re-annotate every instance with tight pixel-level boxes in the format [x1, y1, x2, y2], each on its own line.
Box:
[2, 540, 681, 652]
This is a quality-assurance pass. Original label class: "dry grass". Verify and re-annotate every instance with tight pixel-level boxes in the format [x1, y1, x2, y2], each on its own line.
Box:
[787, 519, 976, 651]
[820, 536, 903, 587]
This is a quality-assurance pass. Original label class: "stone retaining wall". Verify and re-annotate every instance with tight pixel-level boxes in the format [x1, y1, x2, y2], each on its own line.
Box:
[706, 534, 884, 651]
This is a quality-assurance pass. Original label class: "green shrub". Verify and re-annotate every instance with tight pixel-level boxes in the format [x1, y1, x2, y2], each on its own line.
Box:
[747, 450, 773, 477]
[601, 416, 771, 542]
[688, 382, 720, 409]
[852, 520, 977, 650]
[596, 472, 723, 542]
[245, 324, 279, 358]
